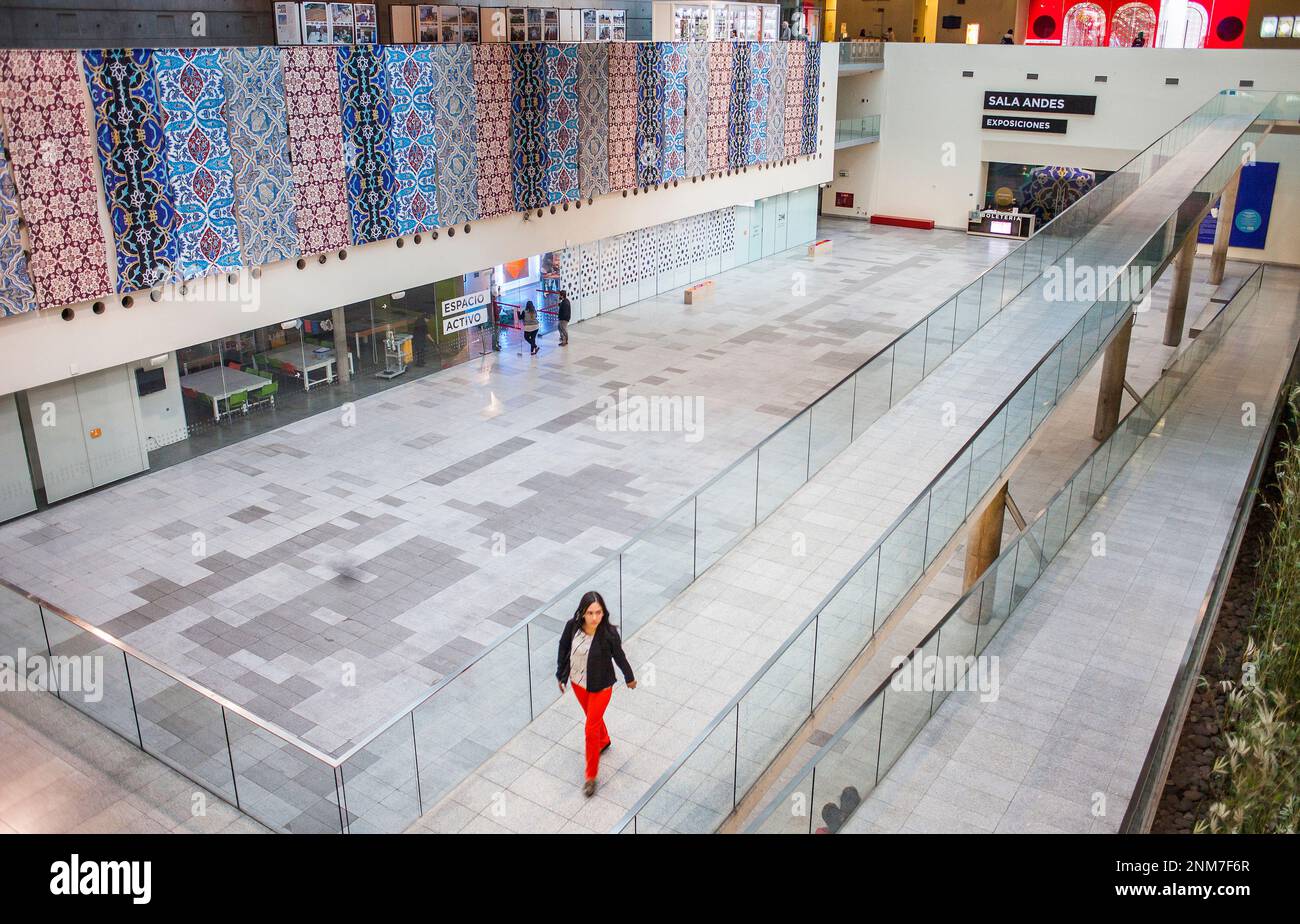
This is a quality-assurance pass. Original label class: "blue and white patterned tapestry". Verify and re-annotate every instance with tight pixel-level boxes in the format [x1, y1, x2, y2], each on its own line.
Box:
[220, 47, 299, 266]
[338, 45, 397, 244]
[430, 44, 479, 226]
[153, 48, 242, 280]
[659, 43, 687, 183]
[384, 45, 440, 234]
[801, 42, 820, 156]
[683, 43, 709, 178]
[544, 44, 579, 204]
[766, 42, 787, 163]
[0, 123, 37, 317]
[83, 48, 178, 292]
[727, 43, 751, 171]
[634, 42, 662, 187]
[577, 43, 609, 198]
[746, 43, 770, 166]
[510, 43, 548, 212]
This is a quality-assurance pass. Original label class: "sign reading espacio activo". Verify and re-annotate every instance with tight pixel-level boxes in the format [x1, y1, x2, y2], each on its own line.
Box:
[983, 91, 1097, 115]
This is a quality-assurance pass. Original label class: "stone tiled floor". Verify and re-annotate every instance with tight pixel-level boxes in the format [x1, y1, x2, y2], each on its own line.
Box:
[0, 220, 1013, 757]
[410, 114, 1259, 833]
[0, 684, 267, 834]
[838, 265, 1299, 834]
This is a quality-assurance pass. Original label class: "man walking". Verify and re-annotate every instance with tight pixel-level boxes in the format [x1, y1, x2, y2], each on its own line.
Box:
[557, 290, 572, 346]
[490, 275, 503, 351]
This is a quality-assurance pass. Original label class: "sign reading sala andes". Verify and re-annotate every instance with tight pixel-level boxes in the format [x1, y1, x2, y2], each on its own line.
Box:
[983, 91, 1097, 115]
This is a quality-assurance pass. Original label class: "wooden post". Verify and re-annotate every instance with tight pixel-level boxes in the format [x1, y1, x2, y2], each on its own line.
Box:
[1093, 313, 1134, 442]
[963, 482, 1009, 597]
[332, 306, 350, 384]
[1208, 168, 1242, 287]
[1163, 232, 1196, 348]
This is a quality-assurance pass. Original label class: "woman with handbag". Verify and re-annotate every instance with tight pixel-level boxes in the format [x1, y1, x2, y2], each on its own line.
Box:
[556, 590, 637, 797]
[522, 300, 540, 355]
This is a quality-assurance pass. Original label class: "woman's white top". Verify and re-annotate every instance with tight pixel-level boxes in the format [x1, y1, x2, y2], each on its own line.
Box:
[570, 629, 593, 688]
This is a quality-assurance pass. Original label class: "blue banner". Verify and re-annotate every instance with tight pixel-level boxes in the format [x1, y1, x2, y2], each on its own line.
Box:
[1197, 161, 1278, 250]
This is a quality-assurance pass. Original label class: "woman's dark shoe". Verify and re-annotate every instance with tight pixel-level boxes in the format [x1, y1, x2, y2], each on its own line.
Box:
[583, 779, 596, 798]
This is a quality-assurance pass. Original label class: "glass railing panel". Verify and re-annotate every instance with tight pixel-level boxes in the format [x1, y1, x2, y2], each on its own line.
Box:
[812, 551, 879, 705]
[1056, 320, 1085, 400]
[953, 281, 982, 347]
[736, 619, 815, 795]
[1066, 456, 1095, 536]
[809, 697, 884, 832]
[890, 323, 927, 401]
[527, 596, 584, 723]
[1010, 518, 1046, 609]
[225, 710, 342, 833]
[754, 763, 815, 833]
[0, 587, 46, 660]
[966, 407, 1007, 512]
[340, 715, 421, 834]
[635, 708, 737, 833]
[1001, 377, 1036, 466]
[809, 376, 856, 474]
[756, 411, 811, 522]
[875, 495, 930, 617]
[1040, 487, 1072, 564]
[932, 585, 982, 714]
[41, 616, 137, 742]
[977, 262, 1005, 324]
[975, 547, 1018, 656]
[923, 299, 956, 376]
[621, 502, 695, 636]
[876, 633, 940, 773]
[851, 348, 893, 439]
[925, 446, 972, 565]
[127, 654, 238, 805]
[1001, 239, 1027, 300]
[414, 624, 531, 810]
[1031, 346, 1062, 430]
[695, 453, 758, 575]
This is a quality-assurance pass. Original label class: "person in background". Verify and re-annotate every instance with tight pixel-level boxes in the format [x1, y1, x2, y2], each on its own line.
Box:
[556, 590, 636, 797]
[557, 290, 572, 346]
[489, 275, 503, 351]
[1132, 30, 1146, 46]
[411, 312, 429, 367]
[781, 19, 791, 40]
[858, 28, 867, 39]
[885, 27, 895, 41]
[522, 300, 540, 355]
[1001, 28, 1014, 44]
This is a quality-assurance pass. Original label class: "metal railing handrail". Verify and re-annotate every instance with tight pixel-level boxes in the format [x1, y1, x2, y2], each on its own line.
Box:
[0, 574, 339, 766]
[612, 95, 1273, 832]
[748, 263, 1265, 835]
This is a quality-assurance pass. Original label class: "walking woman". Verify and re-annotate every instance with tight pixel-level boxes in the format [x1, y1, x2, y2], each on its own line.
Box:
[556, 590, 636, 797]
[522, 300, 540, 355]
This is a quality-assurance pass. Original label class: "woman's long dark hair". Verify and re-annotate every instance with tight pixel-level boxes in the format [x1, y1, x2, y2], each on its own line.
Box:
[573, 590, 616, 638]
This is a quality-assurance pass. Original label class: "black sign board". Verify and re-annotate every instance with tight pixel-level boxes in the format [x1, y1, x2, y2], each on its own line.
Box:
[981, 114, 1068, 134]
[983, 91, 1097, 115]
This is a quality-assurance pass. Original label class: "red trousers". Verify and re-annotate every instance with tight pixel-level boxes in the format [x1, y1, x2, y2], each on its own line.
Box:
[571, 682, 612, 781]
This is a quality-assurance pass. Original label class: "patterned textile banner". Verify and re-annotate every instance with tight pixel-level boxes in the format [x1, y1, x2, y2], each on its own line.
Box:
[683, 43, 709, 178]
[727, 43, 751, 171]
[606, 43, 637, 192]
[746, 43, 770, 166]
[633, 42, 662, 188]
[510, 43, 547, 212]
[0, 123, 37, 317]
[281, 46, 350, 255]
[705, 42, 730, 174]
[766, 42, 787, 164]
[338, 45, 397, 244]
[659, 43, 687, 183]
[221, 46, 299, 266]
[84, 48, 178, 292]
[544, 44, 579, 204]
[802, 42, 820, 156]
[0, 50, 110, 307]
[430, 44, 479, 226]
[783, 41, 806, 159]
[576, 43, 608, 198]
[153, 48, 242, 280]
[473, 43, 512, 219]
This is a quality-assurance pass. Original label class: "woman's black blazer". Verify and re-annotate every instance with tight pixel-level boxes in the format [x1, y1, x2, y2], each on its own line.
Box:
[556, 620, 635, 693]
